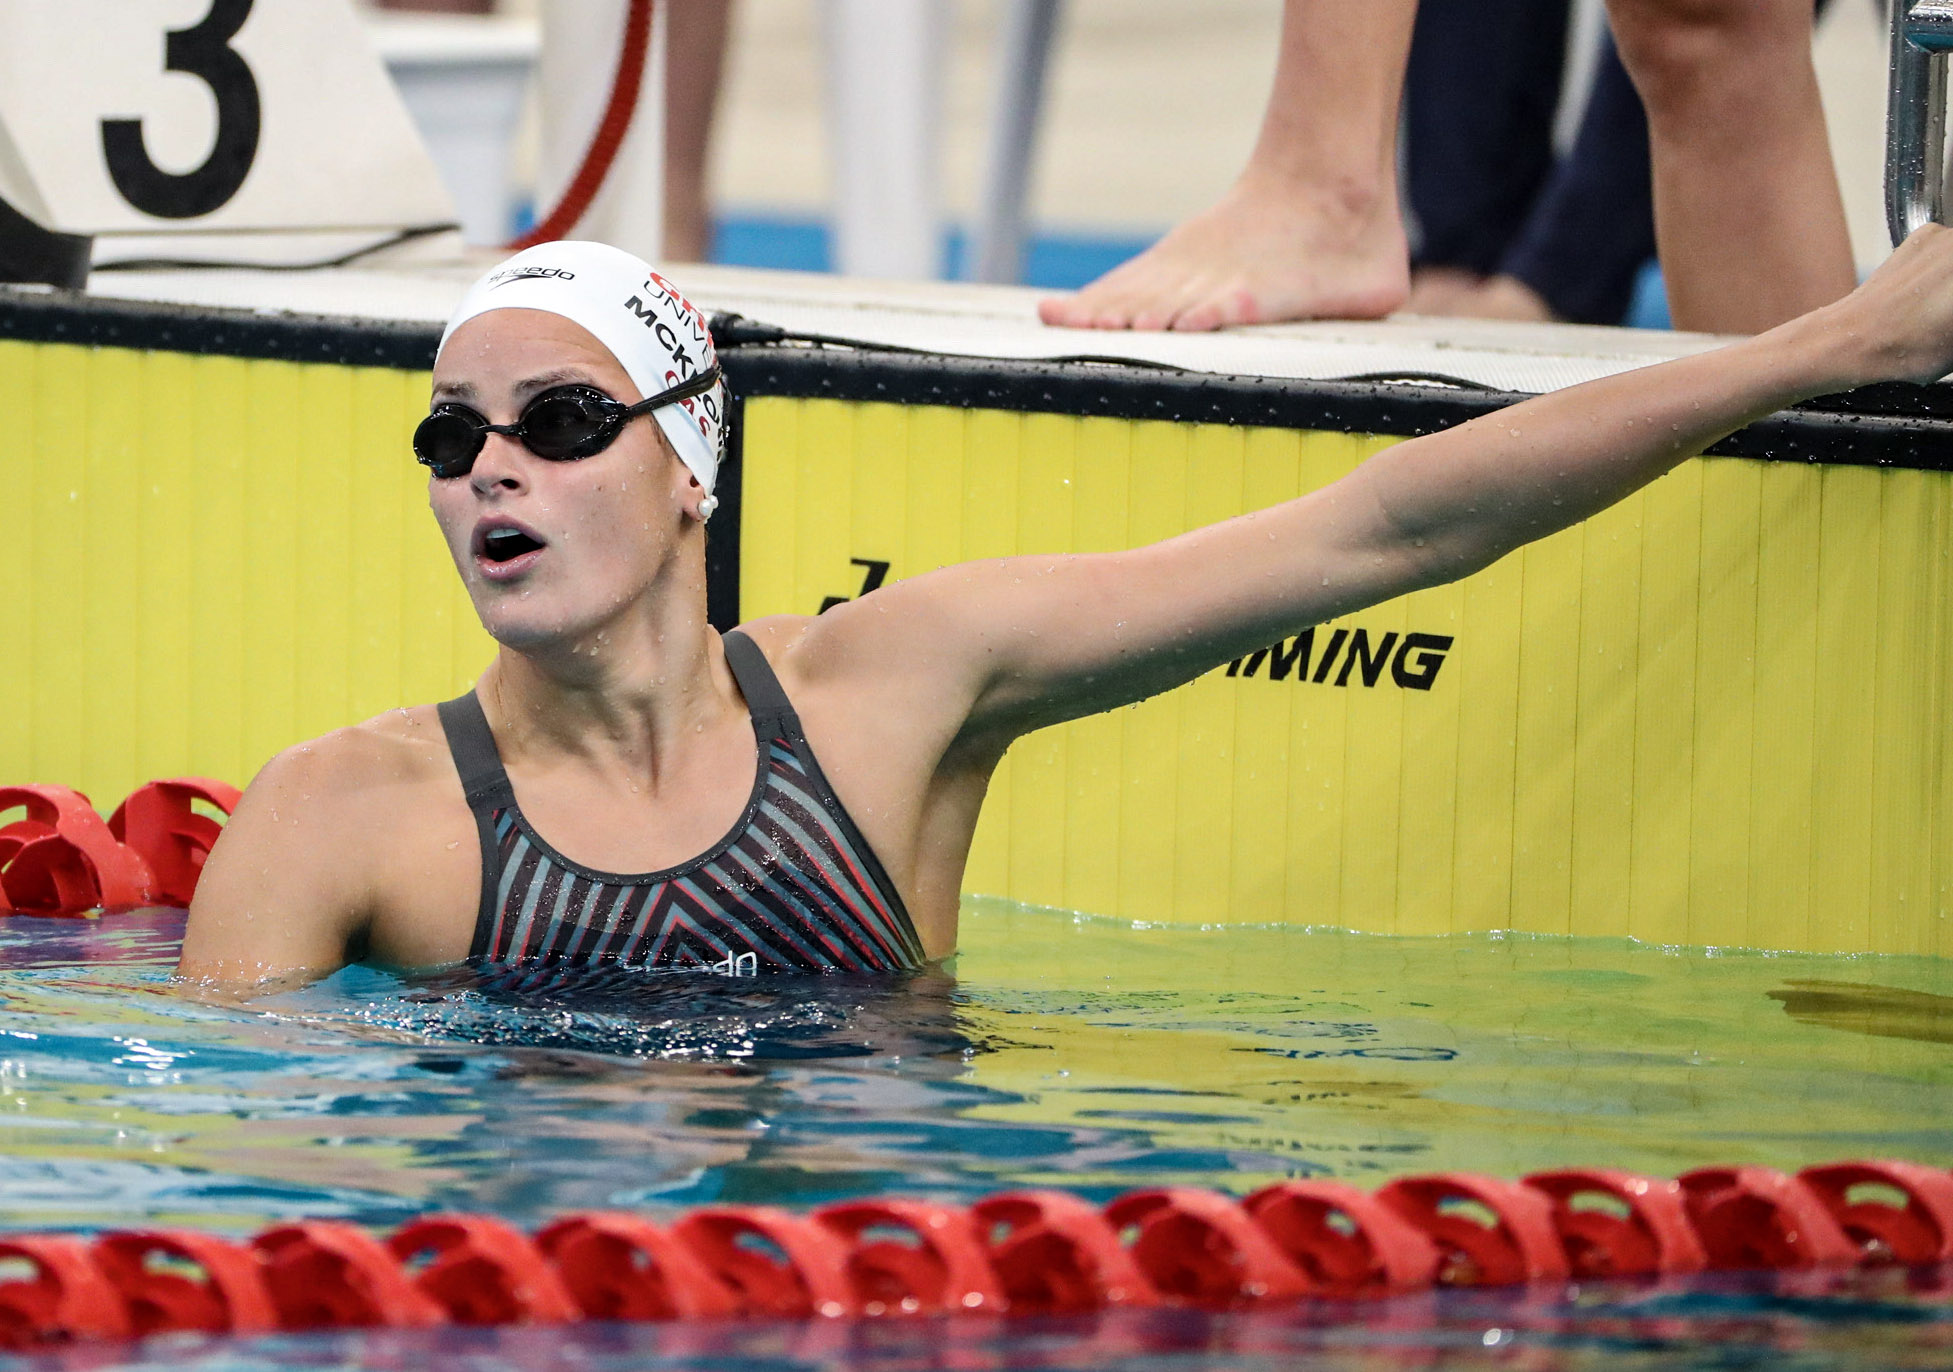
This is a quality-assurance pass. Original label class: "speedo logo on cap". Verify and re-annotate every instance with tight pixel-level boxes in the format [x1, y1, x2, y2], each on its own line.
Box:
[487, 266, 577, 287]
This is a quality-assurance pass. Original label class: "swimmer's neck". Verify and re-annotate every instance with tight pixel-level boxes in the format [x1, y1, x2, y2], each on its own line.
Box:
[476, 584, 741, 773]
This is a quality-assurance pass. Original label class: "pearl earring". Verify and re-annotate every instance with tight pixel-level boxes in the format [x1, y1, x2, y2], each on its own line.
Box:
[697, 493, 719, 521]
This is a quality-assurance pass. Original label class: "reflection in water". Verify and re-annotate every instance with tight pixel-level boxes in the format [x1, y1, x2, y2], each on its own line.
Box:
[1, 903, 1953, 1242]
[360, 958, 986, 1064]
[2, 909, 1953, 1368]
[8, 1267, 1953, 1370]
[1768, 980, 1953, 1045]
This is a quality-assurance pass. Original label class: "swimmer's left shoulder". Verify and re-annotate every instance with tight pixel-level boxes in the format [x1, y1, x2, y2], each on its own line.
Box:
[733, 609, 895, 691]
[735, 583, 967, 694]
[727, 614, 816, 673]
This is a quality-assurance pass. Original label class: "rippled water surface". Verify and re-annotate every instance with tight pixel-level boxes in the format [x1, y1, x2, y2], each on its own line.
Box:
[4, 900, 1953, 1368]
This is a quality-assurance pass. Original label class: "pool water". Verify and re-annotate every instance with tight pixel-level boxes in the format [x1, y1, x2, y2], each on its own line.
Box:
[3, 899, 1953, 1368]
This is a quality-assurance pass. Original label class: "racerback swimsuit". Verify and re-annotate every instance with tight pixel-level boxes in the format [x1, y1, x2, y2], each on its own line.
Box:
[436, 631, 924, 973]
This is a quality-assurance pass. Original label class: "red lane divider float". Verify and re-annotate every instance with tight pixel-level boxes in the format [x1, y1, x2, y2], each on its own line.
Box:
[1524, 1169, 1706, 1279]
[4, 1159, 1953, 1351]
[1242, 1181, 1440, 1296]
[1375, 1172, 1569, 1287]
[92, 1230, 278, 1339]
[1679, 1166, 1861, 1270]
[971, 1191, 1155, 1313]
[254, 1222, 444, 1330]
[0, 778, 237, 916]
[388, 1215, 579, 1326]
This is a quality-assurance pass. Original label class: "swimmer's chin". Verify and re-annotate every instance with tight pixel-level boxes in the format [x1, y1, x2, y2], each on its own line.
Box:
[471, 608, 586, 654]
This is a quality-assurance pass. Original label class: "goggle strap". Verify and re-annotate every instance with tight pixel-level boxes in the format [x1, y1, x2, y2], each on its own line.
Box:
[620, 362, 723, 421]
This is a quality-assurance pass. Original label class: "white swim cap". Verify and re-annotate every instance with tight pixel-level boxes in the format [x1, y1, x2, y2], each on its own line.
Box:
[440, 241, 727, 491]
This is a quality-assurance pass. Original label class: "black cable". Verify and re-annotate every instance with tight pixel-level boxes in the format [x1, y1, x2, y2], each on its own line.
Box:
[90, 222, 460, 274]
[710, 313, 1510, 393]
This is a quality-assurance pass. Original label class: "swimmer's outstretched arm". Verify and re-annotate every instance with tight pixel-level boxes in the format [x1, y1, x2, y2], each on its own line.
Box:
[834, 226, 1953, 740]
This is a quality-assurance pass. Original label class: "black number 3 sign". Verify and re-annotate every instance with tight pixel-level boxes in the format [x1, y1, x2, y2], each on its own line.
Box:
[101, 0, 261, 219]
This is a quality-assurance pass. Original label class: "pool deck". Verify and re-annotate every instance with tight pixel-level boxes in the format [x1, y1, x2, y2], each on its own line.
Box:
[75, 255, 1731, 396]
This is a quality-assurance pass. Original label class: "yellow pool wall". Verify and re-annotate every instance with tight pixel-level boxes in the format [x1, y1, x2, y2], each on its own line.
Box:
[738, 395, 1953, 958]
[7, 336, 1952, 957]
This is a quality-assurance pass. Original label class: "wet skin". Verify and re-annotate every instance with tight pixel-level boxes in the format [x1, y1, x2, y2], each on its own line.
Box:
[181, 228, 1953, 992]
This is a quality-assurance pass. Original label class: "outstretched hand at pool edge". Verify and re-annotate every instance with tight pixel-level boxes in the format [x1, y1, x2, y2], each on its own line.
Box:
[1815, 223, 1953, 388]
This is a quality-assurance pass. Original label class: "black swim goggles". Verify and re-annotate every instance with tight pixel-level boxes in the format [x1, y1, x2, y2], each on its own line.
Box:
[414, 364, 722, 479]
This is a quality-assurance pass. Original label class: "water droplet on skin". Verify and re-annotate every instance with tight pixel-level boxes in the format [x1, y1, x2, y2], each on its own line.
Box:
[446, 840, 460, 849]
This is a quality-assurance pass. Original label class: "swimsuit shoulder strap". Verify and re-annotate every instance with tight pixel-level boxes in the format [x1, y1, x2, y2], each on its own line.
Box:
[437, 692, 516, 812]
[721, 629, 795, 726]
[438, 691, 513, 959]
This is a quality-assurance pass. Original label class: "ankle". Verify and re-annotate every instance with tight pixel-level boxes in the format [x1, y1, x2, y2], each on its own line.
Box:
[1235, 145, 1396, 222]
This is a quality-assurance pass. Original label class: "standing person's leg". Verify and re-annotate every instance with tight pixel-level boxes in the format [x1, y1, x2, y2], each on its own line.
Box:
[1605, 0, 1852, 332]
[665, 0, 734, 262]
[1474, 33, 1657, 325]
[1403, 0, 1570, 316]
[1038, 0, 1417, 332]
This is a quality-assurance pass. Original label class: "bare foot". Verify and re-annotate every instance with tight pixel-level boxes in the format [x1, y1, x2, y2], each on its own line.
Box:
[1451, 275, 1558, 323]
[1405, 266, 1484, 317]
[1037, 175, 1410, 332]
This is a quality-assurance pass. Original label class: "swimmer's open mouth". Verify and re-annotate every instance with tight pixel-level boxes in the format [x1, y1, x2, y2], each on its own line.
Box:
[474, 520, 548, 566]
[483, 529, 544, 562]
[466, 523, 542, 569]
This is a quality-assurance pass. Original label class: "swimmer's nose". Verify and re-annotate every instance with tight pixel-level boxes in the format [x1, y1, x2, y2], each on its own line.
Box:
[469, 431, 530, 493]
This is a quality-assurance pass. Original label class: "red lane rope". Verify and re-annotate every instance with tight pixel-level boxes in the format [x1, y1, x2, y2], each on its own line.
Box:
[4, 1160, 1953, 1349]
[9, 795, 1953, 1343]
[0, 781, 237, 916]
[507, 0, 657, 250]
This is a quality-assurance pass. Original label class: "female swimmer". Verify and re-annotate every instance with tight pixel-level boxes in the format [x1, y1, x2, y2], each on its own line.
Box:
[179, 228, 1953, 990]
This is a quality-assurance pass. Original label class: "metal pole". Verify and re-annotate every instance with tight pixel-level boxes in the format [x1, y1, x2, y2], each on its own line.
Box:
[967, 0, 1061, 284]
[823, 0, 947, 280]
[1888, 0, 1951, 244]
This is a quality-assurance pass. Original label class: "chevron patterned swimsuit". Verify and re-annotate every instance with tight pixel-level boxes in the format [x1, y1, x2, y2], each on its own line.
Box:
[436, 631, 924, 973]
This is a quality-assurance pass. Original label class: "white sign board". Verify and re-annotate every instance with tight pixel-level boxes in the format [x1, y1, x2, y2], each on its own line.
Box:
[0, 0, 454, 236]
